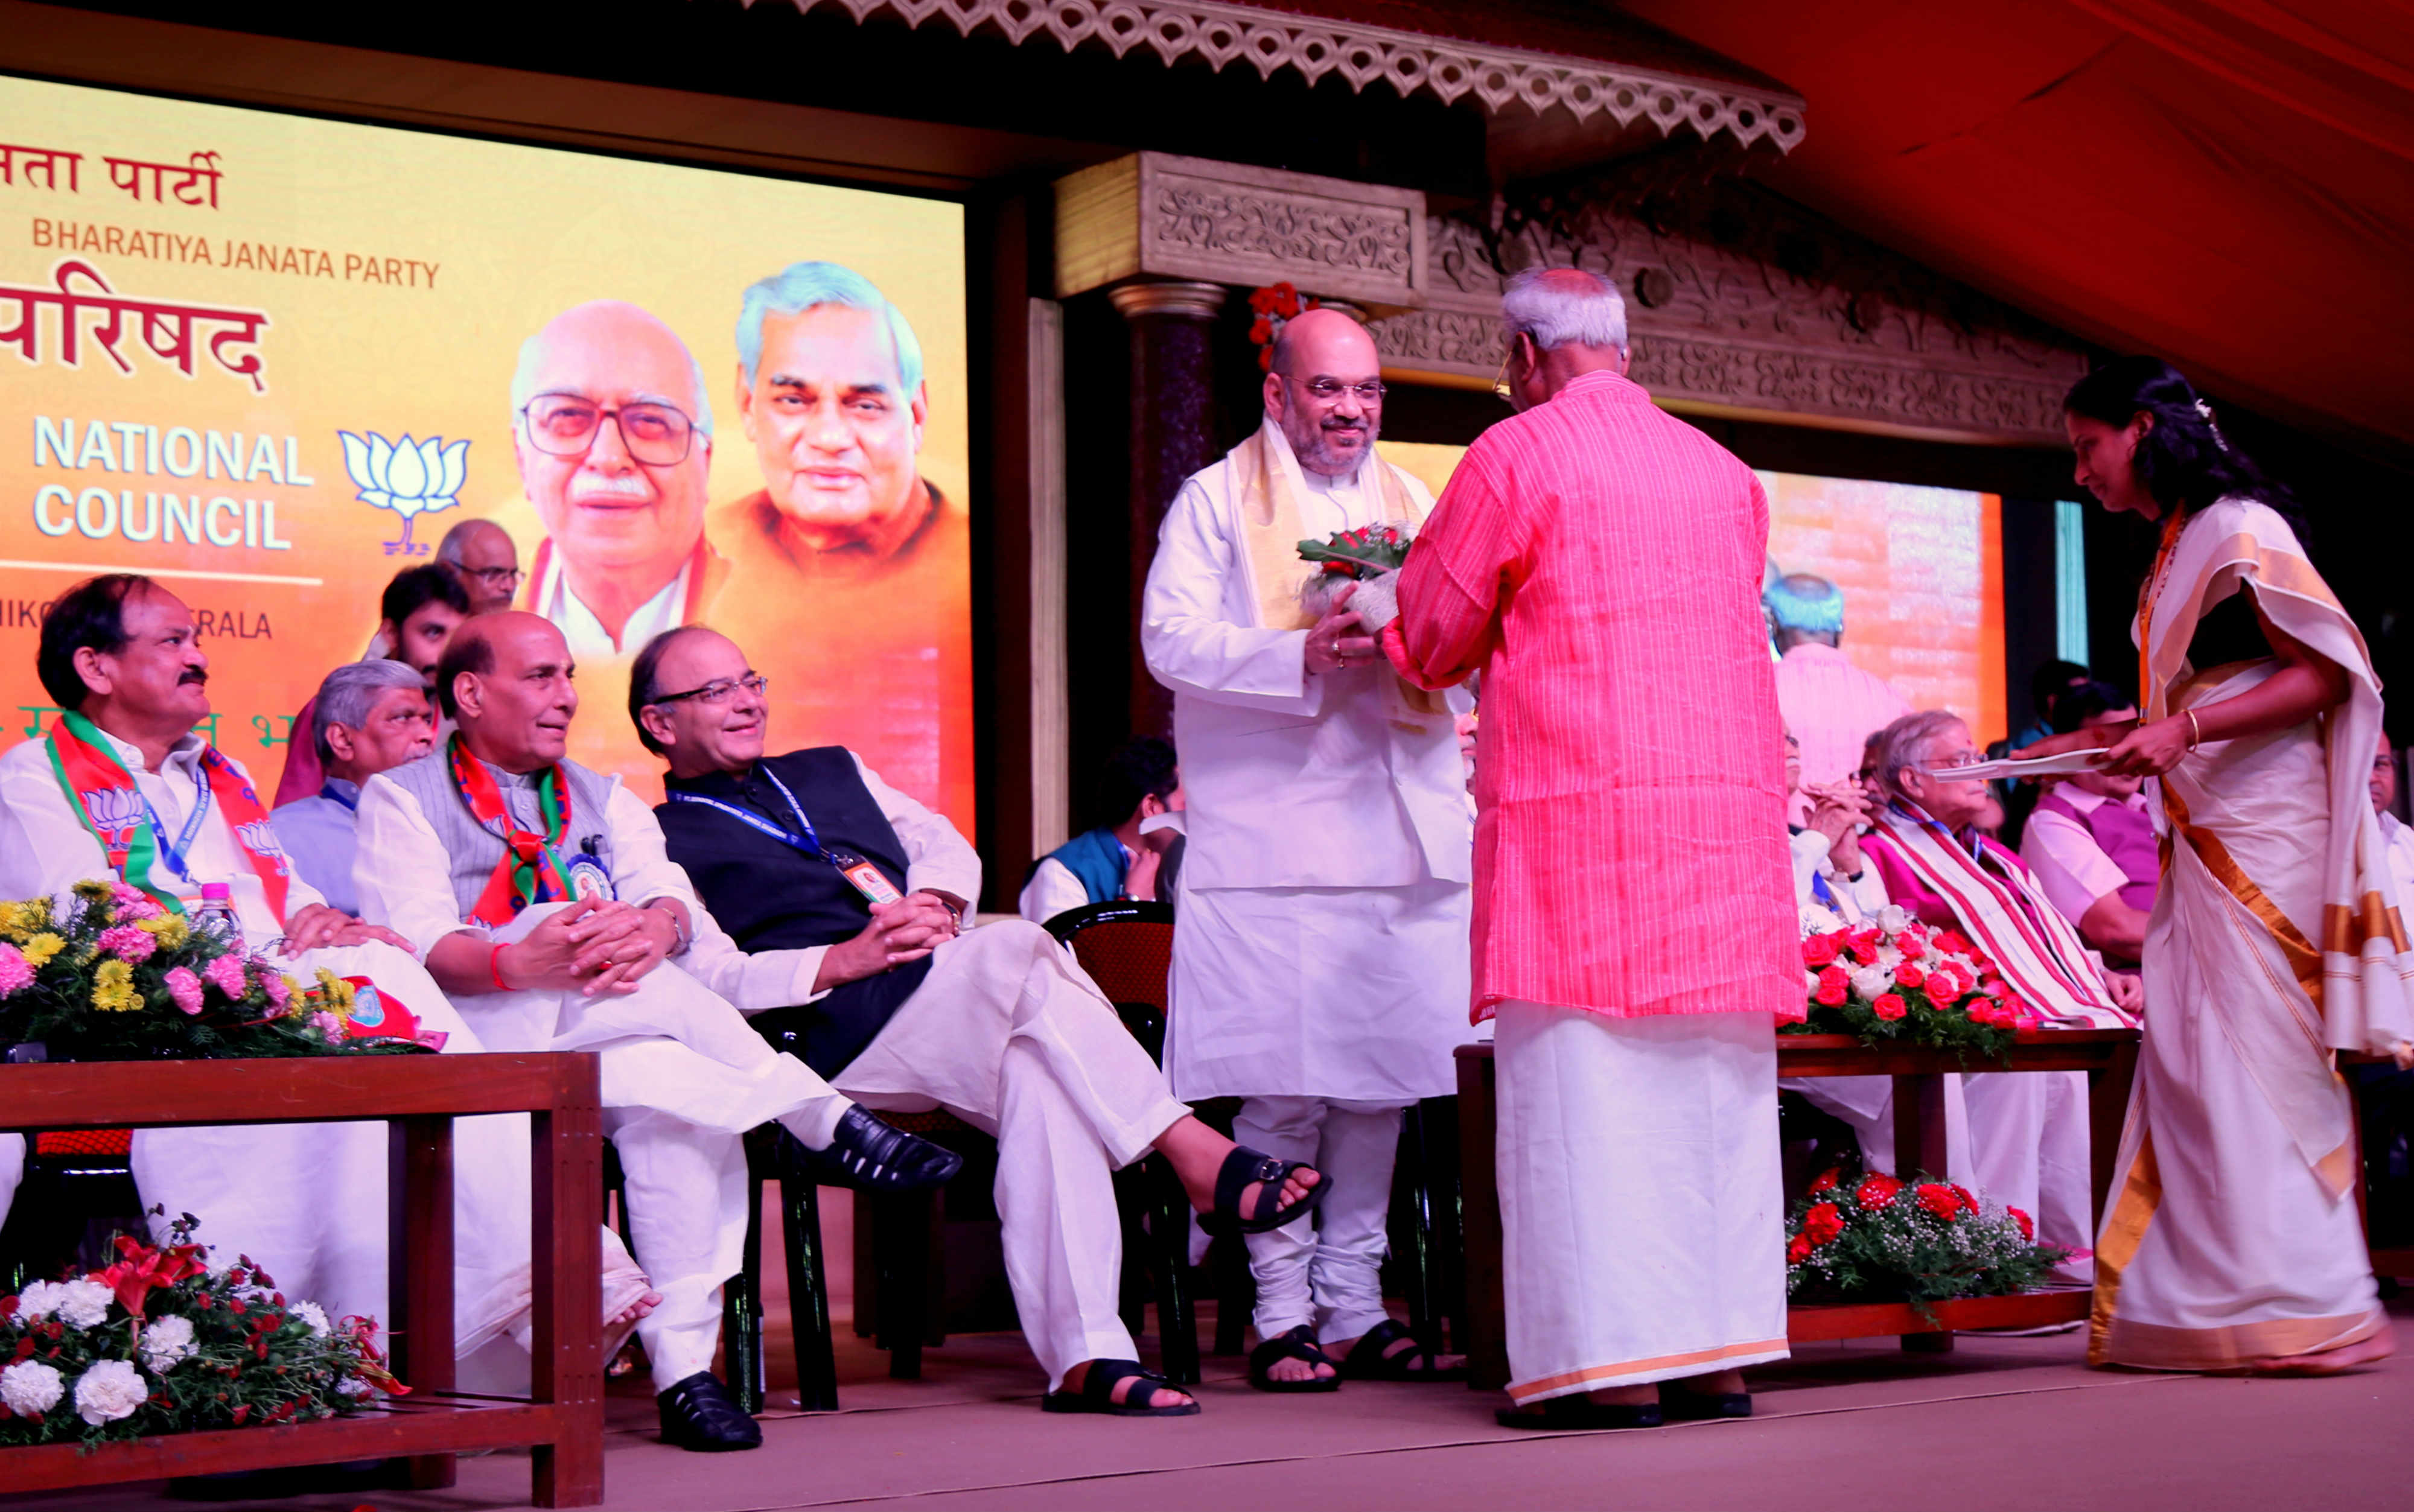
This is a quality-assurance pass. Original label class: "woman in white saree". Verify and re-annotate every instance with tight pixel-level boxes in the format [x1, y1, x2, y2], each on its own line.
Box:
[2032, 357, 2414, 1375]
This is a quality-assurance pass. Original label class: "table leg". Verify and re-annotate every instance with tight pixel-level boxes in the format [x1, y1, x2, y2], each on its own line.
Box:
[390, 1116, 456, 1490]
[1456, 1053, 1509, 1393]
[532, 1066, 605, 1508]
[1890, 1074, 1952, 1354]
[2091, 1038, 2140, 1230]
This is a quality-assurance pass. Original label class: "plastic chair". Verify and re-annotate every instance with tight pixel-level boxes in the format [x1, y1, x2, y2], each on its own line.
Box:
[0, 1129, 141, 1294]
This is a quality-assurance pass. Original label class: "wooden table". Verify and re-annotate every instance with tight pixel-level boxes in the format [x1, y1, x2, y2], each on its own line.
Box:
[0, 1053, 604, 1507]
[1451, 1028, 2142, 1391]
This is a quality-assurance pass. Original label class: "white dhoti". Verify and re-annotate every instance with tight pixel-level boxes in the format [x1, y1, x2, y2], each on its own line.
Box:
[1963, 1070, 2094, 1266]
[468, 903, 853, 1390]
[830, 920, 1191, 1390]
[1496, 1001, 1789, 1403]
[1168, 878, 1470, 1348]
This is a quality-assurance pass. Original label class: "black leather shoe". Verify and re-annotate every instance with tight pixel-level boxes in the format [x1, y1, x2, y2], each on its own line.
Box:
[657, 1371, 762, 1452]
[794, 1105, 964, 1192]
[1657, 1382, 1752, 1420]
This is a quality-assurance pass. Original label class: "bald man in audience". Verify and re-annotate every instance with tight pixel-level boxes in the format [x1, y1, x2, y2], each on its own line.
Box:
[438, 518, 524, 615]
[512, 300, 725, 656]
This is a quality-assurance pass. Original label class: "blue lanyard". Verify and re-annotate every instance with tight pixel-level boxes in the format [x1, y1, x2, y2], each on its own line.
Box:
[138, 767, 212, 883]
[320, 782, 358, 813]
[1809, 869, 1835, 908]
[666, 767, 824, 858]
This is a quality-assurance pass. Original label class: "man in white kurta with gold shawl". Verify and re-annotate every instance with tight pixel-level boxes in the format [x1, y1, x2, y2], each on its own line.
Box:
[1141, 310, 1472, 1387]
[2045, 359, 2413, 1375]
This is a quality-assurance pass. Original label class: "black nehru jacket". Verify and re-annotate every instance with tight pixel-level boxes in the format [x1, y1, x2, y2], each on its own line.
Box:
[657, 746, 934, 1078]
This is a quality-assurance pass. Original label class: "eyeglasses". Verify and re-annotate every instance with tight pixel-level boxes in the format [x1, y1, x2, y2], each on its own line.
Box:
[1492, 349, 1516, 406]
[1288, 376, 1386, 404]
[1925, 752, 1986, 770]
[520, 392, 698, 466]
[649, 672, 768, 708]
[463, 566, 523, 591]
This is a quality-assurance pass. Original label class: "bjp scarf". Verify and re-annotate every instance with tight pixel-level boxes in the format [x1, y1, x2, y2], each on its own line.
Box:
[447, 733, 576, 927]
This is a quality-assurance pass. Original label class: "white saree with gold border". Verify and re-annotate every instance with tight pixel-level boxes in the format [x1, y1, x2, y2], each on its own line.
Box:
[2092, 496, 2414, 1370]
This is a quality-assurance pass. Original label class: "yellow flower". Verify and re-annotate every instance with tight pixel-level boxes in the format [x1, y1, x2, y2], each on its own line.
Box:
[0, 901, 28, 940]
[19, 933, 65, 968]
[91, 958, 142, 1012]
[313, 967, 357, 1017]
[138, 915, 191, 950]
[71, 880, 113, 904]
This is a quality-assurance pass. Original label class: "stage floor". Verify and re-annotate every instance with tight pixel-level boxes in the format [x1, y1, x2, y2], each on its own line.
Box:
[7, 1190, 2407, 1512]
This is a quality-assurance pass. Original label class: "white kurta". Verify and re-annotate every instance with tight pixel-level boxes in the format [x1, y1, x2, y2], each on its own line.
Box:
[0, 726, 526, 1350]
[1141, 434, 1473, 1103]
[354, 769, 852, 1388]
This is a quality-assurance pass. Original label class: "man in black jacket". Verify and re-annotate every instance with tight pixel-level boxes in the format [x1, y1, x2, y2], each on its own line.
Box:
[635, 626, 1323, 1417]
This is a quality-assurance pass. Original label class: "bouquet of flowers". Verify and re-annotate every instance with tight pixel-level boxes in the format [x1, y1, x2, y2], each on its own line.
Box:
[1786, 903, 2040, 1061]
[1785, 1166, 2071, 1307]
[0, 1212, 404, 1446]
[0, 880, 430, 1062]
[1297, 524, 1414, 618]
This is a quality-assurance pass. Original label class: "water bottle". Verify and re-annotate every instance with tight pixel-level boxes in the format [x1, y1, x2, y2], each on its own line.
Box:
[192, 882, 244, 952]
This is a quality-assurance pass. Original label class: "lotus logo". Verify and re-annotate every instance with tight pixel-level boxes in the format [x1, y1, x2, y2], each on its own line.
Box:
[338, 431, 469, 556]
[235, 820, 290, 872]
[80, 787, 144, 834]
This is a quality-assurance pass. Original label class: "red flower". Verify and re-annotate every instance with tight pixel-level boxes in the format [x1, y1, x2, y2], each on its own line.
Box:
[1951, 1184, 1979, 1210]
[1871, 993, 1908, 1022]
[1807, 1167, 1841, 1196]
[1846, 927, 1882, 960]
[1786, 1232, 1812, 1265]
[1803, 933, 1842, 968]
[1916, 1183, 1966, 1221]
[98, 1234, 207, 1321]
[1803, 1202, 1845, 1247]
[1855, 1173, 1903, 1209]
[2008, 1206, 2035, 1240]
[1815, 965, 1849, 1006]
[1893, 962, 1926, 992]
[1935, 928, 1976, 958]
[1925, 966, 1964, 1002]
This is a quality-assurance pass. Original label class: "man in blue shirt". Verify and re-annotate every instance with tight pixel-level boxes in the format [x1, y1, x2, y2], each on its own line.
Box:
[272, 659, 435, 913]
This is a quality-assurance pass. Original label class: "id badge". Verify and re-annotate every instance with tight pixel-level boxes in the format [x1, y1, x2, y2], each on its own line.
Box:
[824, 845, 903, 906]
[565, 853, 614, 902]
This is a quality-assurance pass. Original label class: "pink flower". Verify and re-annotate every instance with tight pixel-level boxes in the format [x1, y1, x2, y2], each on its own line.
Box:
[95, 925, 156, 965]
[306, 1011, 343, 1044]
[0, 944, 31, 997]
[107, 884, 165, 921]
[164, 967, 203, 1015]
[255, 964, 289, 1009]
[1871, 993, 1908, 1021]
[203, 954, 249, 1000]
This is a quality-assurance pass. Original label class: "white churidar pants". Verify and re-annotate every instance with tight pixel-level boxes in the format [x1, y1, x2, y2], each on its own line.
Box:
[830, 920, 1192, 1391]
[1232, 1097, 1403, 1344]
[1496, 1001, 1789, 1405]
[1963, 1070, 2093, 1268]
[476, 904, 856, 1391]
[1779, 1073, 1976, 1186]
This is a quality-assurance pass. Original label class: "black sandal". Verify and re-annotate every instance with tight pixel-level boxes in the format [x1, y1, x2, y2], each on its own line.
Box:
[1041, 1359, 1200, 1417]
[1494, 1395, 1663, 1431]
[1339, 1319, 1467, 1382]
[1249, 1325, 1342, 1393]
[1202, 1147, 1323, 1235]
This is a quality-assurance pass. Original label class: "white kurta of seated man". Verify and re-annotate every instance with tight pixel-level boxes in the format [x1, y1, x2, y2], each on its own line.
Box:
[1144, 447, 1473, 1105]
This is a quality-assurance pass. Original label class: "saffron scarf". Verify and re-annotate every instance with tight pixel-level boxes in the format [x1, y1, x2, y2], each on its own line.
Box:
[1228, 419, 1448, 724]
[447, 733, 576, 927]
[45, 710, 294, 926]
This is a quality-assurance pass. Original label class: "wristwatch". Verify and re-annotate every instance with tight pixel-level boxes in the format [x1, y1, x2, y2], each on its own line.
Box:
[929, 892, 964, 932]
[650, 899, 693, 957]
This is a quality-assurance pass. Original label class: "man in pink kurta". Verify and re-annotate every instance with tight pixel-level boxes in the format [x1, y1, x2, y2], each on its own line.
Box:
[1358, 267, 1798, 1428]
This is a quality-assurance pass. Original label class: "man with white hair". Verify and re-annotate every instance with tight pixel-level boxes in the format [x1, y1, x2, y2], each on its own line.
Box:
[1858, 710, 2142, 1276]
[1142, 307, 1473, 1391]
[512, 300, 722, 656]
[273, 659, 436, 915]
[1364, 266, 1798, 1427]
[1768, 572, 1910, 789]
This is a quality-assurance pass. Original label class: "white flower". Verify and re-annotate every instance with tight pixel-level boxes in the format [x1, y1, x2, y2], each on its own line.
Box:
[1849, 965, 1894, 1002]
[14, 1279, 67, 1321]
[55, 1277, 113, 1329]
[1799, 904, 1841, 936]
[1874, 942, 1904, 970]
[0, 1359, 65, 1415]
[139, 1314, 197, 1371]
[72, 1358, 148, 1425]
[1804, 969, 1822, 994]
[290, 1300, 330, 1337]
[337, 1374, 374, 1399]
[1876, 904, 1911, 936]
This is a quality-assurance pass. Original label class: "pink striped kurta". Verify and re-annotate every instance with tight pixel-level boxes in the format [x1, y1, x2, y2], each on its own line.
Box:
[1381, 370, 1798, 1023]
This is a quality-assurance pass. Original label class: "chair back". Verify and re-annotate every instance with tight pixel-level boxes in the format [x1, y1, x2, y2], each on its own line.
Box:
[1048, 900, 1174, 1064]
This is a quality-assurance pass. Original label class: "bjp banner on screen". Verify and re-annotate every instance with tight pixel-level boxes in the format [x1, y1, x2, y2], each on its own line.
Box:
[0, 74, 974, 825]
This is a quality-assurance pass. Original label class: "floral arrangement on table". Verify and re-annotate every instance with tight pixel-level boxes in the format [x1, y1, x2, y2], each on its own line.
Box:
[1247, 281, 1319, 370]
[1786, 904, 2040, 1062]
[0, 881, 431, 1062]
[1297, 524, 1415, 618]
[1784, 1166, 2071, 1307]
[0, 1213, 404, 1447]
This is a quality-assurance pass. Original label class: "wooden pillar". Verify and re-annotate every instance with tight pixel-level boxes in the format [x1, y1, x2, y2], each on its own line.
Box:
[1107, 279, 1226, 738]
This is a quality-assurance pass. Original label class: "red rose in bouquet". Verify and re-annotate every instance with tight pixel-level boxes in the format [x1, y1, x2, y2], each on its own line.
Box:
[1893, 961, 1926, 992]
[1786, 1232, 1813, 1265]
[1803, 932, 1842, 969]
[1845, 927, 1882, 962]
[1915, 1183, 1967, 1221]
[1871, 993, 1908, 1022]
[1925, 964, 1966, 1002]
[1807, 1167, 1841, 1196]
[2008, 1206, 2036, 1240]
[1815, 965, 1849, 1006]
[1934, 928, 1976, 959]
[1802, 1202, 1845, 1247]
[1855, 1173, 1904, 1209]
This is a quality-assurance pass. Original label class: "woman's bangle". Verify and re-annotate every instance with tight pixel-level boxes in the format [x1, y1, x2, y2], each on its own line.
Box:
[2184, 709, 2203, 752]
[489, 943, 512, 992]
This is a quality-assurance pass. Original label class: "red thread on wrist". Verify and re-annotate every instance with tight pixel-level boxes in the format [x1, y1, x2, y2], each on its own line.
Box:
[489, 943, 511, 993]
